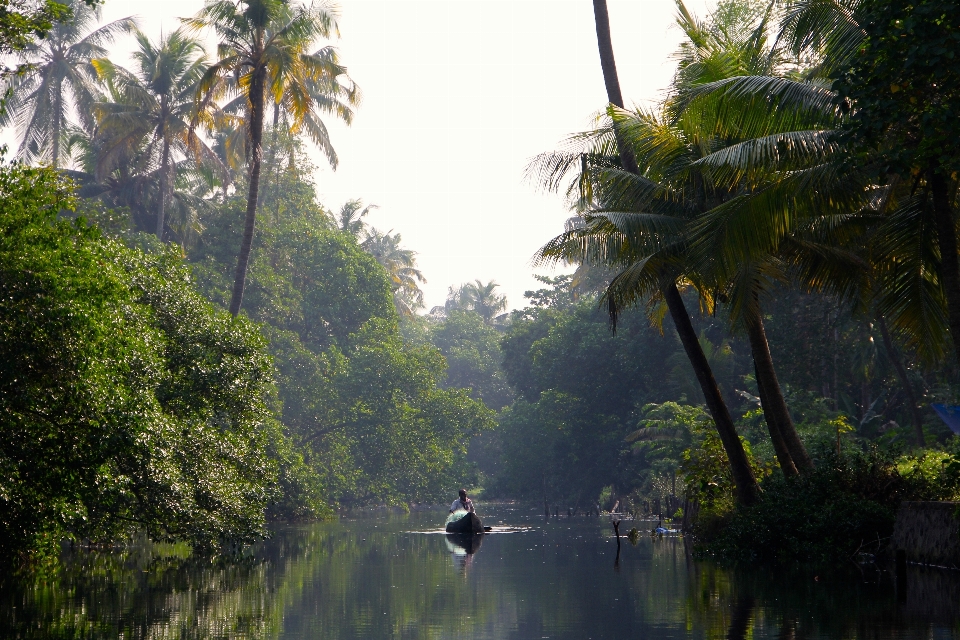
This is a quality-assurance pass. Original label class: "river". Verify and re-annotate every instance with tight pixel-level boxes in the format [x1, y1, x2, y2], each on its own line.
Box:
[0, 504, 957, 639]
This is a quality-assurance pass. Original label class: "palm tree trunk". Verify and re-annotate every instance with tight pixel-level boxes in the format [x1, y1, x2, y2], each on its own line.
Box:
[229, 66, 267, 317]
[877, 314, 925, 446]
[156, 139, 170, 240]
[744, 305, 813, 471]
[930, 168, 960, 370]
[754, 359, 798, 476]
[665, 285, 760, 504]
[272, 103, 282, 222]
[591, 0, 638, 175]
[593, 0, 759, 504]
[52, 82, 62, 169]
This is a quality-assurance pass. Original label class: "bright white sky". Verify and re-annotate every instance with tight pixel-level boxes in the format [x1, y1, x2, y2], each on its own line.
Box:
[25, 0, 716, 311]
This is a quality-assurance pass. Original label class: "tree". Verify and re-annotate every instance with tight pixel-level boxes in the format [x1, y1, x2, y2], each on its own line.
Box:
[91, 28, 225, 240]
[0, 0, 71, 56]
[533, 0, 759, 505]
[0, 162, 292, 562]
[428, 309, 513, 410]
[0, 0, 134, 167]
[446, 279, 507, 325]
[833, 0, 960, 369]
[362, 228, 427, 316]
[187, 0, 345, 317]
[334, 198, 376, 238]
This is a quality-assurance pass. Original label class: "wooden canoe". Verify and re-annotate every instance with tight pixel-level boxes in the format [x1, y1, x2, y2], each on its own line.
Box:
[445, 511, 484, 534]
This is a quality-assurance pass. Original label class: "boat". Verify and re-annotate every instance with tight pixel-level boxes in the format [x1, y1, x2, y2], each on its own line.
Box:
[445, 510, 485, 534]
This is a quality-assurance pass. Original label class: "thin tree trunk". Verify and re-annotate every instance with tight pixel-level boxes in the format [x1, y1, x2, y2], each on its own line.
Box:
[52, 83, 61, 169]
[229, 66, 267, 317]
[665, 285, 759, 504]
[593, 0, 759, 504]
[877, 314, 925, 446]
[156, 139, 170, 240]
[754, 359, 798, 476]
[744, 305, 813, 471]
[930, 168, 960, 369]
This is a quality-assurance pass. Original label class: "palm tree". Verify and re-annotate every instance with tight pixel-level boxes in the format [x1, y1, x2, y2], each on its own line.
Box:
[680, 0, 940, 445]
[334, 198, 377, 239]
[0, 0, 135, 168]
[91, 28, 225, 240]
[186, 0, 350, 317]
[584, 0, 759, 503]
[362, 228, 426, 316]
[447, 280, 507, 325]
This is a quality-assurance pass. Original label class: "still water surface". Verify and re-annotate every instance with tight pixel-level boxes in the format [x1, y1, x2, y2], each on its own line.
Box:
[1, 504, 959, 639]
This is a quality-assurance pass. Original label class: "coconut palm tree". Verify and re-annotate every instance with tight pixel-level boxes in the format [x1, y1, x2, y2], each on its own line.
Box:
[362, 228, 426, 316]
[446, 280, 507, 325]
[0, 0, 135, 168]
[583, 0, 759, 503]
[91, 28, 225, 239]
[334, 198, 377, 239]
[186, 0, 350, 317]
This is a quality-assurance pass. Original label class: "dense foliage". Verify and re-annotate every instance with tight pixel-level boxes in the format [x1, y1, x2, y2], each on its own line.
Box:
[0, 164, 292, 562]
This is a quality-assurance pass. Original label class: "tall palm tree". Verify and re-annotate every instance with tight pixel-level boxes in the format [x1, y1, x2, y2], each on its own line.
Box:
[362, 228, 426, 316]
[585, 0, 759, 503]
[0, 0, 135, 168]
[91, 28, 225, 240]
[186, 0, 348, 317]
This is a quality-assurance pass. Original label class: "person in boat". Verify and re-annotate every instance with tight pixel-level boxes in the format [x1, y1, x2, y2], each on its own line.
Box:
[449, 488, 475, 514]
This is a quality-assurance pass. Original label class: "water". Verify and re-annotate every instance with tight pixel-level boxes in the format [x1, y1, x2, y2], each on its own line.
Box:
[1, 504, 958, 639]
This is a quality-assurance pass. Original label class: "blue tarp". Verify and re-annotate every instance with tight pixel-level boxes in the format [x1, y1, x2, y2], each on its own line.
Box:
[931, 403, 960, 434]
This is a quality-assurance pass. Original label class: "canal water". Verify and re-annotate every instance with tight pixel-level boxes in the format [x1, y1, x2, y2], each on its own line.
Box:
[1, 504, 958, 639]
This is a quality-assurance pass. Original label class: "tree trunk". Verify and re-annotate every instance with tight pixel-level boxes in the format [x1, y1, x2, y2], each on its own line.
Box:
[156, 139, 170, 240]
[665, 284, 759, 505]
[52, 82, 61, 169]
[754, 359, 798, 476]
[744, 305, 813, 471]
[930, 168, 960, 369]
[877, 314, 925, 446]
[228, 66, 267, 317]
[593, 0, 759, 505]
[591, 0, 638, 175]
[272, 103, 282, 222]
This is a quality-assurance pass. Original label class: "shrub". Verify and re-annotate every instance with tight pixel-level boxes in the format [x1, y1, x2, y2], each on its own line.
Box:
[701, 444, 960, 565]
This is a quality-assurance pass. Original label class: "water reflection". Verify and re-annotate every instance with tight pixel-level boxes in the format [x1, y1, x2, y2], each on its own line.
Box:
[445, 532, 484, 573]
[0, 506, 957, 639]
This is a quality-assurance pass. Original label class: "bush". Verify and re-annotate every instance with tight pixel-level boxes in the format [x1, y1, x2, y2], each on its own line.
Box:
[701, 444, 960, 565]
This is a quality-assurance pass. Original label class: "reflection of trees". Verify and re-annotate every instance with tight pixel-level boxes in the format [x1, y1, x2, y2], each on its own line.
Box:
[2, 518, 958, 639]
[0, 532, 326, 639]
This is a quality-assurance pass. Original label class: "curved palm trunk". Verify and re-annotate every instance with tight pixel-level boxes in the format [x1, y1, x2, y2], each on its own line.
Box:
[930, 168, 960, 370]
[877, 314, 925, 446]
[665, 285, 760, 504]
[754, 359, 798, 476]
[744, 305, 812, 471]
[156, 139, 171, 240]
[229, 66, 267, 317]
[593, 0, 759, 504]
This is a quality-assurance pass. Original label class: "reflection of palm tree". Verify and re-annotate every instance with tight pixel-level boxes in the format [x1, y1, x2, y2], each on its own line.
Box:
[187, 0, 344, 316]
[362, 229, 426, 316]
[0, 0, 135, 167]
[447, 280, 507, 324]
[92, 29, 224, 239]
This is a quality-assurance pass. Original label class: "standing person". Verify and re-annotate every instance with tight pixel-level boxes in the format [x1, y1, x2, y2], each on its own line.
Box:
[449, 488, 475, 514]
